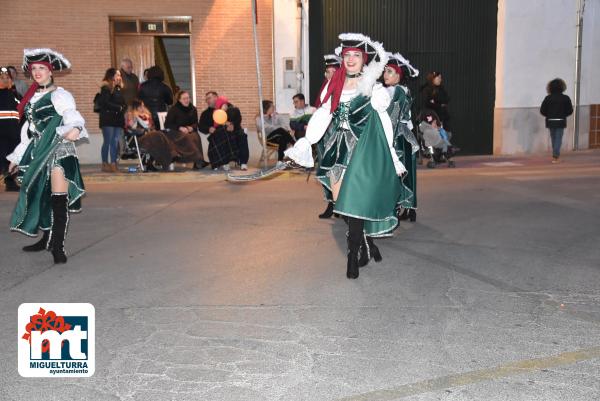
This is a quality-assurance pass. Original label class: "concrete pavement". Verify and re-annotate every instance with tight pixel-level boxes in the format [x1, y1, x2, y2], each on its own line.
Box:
[1, 151, 599, 400]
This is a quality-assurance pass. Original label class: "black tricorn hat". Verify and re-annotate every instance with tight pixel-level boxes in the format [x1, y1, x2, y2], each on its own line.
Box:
[22, 48, 71, 72]
[334, 33, 386, 64]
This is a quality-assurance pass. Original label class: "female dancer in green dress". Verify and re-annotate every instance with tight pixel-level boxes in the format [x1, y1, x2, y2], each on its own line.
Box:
[383, 52, 420, 223]
[7, 48, 87, 264]
[316, 54, 341, 219]
[285, 33, 407, 279]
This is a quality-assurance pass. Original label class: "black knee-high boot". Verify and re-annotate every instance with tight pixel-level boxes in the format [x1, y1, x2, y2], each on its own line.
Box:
[49, 193, 69, 264]
[22, 230, 50, 252]
[347, 217, 363, 279]
[358, 235, 382, 267]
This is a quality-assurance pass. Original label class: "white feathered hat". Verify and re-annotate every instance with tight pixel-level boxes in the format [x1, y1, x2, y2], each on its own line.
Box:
[334, 33, 388, 96]
[22, 48, 71, 72]
[386, 52, 419, 78]
[323, 54, 342, 67]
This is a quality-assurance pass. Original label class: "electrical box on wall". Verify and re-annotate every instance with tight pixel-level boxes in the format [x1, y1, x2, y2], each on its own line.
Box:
[283, 57, 296, 89]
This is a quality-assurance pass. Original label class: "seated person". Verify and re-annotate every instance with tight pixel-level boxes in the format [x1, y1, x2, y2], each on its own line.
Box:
[126, 100, 176, 171]
[207, 96, 249, 171]
[418, 110, 454, 154]
[289, 93, 315, 139]
[164, 90, 208, 169]
[256, 100, 295, 163]
[198, 90, 218, 134]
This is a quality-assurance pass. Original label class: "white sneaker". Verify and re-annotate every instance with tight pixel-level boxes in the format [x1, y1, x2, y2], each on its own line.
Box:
[240, 164, 248, 171]
[222, 164, 230, 171]
[276, 161, 286, 169]
[168, 163, 175, 171]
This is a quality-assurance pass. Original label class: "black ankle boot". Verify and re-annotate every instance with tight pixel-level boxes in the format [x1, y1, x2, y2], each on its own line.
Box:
[49, 193, 69, 264]
[318, 202, 334, 219]
[346, 218, 364, 279]
[23, 230, 50, 252]
[367, 237, 382, 262]
[408, 209, 416, 222]
[398, 208, 409, 221]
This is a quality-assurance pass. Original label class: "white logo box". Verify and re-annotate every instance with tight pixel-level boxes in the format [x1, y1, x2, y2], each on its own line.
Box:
[18, 303, 95, 378]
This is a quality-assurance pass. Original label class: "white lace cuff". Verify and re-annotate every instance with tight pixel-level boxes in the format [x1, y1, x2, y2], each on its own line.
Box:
[284, 137, 314, 168]
[392, 151, 407, 176]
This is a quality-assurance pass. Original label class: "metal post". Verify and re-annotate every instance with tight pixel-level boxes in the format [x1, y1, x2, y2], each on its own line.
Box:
[252, 0, 268, 168]
[573, 0, 585, 151]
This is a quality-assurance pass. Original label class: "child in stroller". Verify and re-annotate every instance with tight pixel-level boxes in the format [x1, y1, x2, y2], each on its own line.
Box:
[418, 110, 457, 168]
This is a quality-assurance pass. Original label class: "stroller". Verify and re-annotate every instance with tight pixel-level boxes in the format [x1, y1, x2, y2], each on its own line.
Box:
[417, 110, 457, 168]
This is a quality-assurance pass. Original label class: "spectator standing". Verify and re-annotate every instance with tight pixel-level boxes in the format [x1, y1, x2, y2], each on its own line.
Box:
[0, 66, 20, 191]
[7, 66, 28, 97]
[256, 100, 295, 163]
[421, 71, 451, 132]
[119, 58, 139, 106]
[98, 68, 126, 173]
[138, 66, 173, 128]
[289, 93, 315, 139]
[198, 91, 218, 134]
[540, 78, 573, 163]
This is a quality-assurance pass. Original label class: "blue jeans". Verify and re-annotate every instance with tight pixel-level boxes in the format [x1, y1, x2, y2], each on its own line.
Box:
[549, 128, 564, 158]
[101, 126, 123, 163]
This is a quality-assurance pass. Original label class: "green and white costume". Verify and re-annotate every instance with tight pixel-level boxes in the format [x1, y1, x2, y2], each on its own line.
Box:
[286, 51, 407, 237]
[385, 52, 420, 211]
[8, 87, 87, 236]
[387, 84, 419, 210]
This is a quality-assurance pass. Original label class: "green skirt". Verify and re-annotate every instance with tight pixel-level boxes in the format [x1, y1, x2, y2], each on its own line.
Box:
[334, 112, 401, 237]
[10, 116, 85, 237]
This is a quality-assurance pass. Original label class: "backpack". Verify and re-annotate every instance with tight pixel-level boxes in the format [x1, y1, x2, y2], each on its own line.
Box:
[93, 92, 102, 113]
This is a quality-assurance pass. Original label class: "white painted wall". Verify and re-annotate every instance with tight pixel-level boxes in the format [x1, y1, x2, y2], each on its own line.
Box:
[580, 0, 600, 106]
[272, 0, 310, 115]
[494, 0, 600, 155]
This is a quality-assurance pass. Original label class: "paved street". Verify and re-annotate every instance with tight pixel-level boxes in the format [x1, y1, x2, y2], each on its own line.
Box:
[1, 152, 599, 401]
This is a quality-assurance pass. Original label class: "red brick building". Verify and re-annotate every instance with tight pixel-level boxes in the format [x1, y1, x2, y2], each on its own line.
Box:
[3, 0, 274, 161]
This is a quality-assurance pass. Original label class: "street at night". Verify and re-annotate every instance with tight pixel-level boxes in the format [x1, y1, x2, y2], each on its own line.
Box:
[2, 153, 599, 400]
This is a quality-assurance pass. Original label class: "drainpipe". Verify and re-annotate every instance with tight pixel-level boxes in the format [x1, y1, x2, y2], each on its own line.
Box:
[296, 0, 305, 93]
[573, 0, 585, 150]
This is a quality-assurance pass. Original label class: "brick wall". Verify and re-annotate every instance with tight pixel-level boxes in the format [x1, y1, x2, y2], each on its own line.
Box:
[2, 0, 274, 136]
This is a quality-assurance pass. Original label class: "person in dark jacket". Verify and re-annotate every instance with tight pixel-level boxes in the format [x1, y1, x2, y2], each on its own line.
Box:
[420, 71, 451, 132]
[0, 66, 21, 191]
[198, 90, 218, 134]
[164, 90, 208, 169]
[138, 66, 173, 128]
[119, 58, 139, 106]
[207, 96, 249, 170]
[540, 78, 573, 163]
[98, 68, 126, 173]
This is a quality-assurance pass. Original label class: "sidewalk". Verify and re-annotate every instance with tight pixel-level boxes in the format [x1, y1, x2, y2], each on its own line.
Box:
[80, 149, 600, 184]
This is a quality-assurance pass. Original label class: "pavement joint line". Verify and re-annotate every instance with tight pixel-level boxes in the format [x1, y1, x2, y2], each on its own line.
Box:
[337, 346, 600, 401]
[4, 184, 206, 292]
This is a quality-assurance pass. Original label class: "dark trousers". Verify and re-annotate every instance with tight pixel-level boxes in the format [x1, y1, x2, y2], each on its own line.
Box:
[267, 128, 296, 161]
